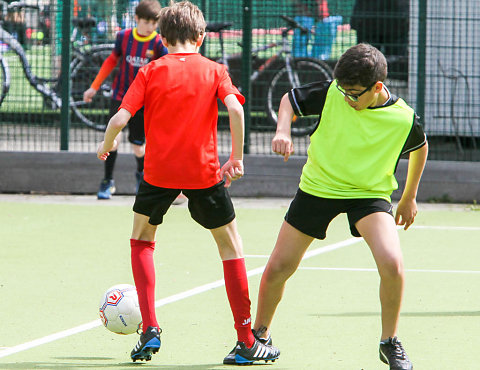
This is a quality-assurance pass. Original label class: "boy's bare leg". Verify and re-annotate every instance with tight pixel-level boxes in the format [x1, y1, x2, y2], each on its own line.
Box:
[132, 212, 157, 241]
[132, 143, 145, 158]
[254, 221, 314, 338]
[355, 212, 404, 340]
[210, 219, 244, 260]
[129, 212, 161, 361]
[131, 212, 158, 329]
[214, 220, 281, 364]
[211, 220, 255, 346]
[131, 143, 145, 192]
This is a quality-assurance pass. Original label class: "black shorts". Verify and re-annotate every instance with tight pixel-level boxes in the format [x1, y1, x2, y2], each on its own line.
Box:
[109, 99, 145, 145]
[285, 189, 394, 239]
[133, 180, 235, 229]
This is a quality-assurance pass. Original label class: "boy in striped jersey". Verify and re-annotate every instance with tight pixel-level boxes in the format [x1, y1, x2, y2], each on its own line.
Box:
[84, 0, 168, 200]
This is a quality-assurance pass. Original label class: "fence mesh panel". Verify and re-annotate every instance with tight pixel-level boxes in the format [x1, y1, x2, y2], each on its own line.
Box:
[0, 0, 478, 160]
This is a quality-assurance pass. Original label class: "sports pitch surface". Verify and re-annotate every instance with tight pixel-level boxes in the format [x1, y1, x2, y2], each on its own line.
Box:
[0, 195, 479, 369]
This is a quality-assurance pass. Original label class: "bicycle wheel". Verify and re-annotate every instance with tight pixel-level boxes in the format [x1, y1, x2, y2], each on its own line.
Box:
[266, 57, 332, 136]
[0, 57, 10, 107]
[70, 44, 115, 131]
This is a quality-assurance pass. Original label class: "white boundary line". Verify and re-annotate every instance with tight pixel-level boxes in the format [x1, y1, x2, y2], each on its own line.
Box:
[299, 267, 480, 274]
[0, 237, 361, 359]
[410, 225, 480, 231]
[2, 224, 477, 358]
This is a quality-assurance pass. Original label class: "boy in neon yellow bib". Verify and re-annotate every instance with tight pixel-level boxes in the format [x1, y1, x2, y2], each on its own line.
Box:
[252, 44, 428, 370]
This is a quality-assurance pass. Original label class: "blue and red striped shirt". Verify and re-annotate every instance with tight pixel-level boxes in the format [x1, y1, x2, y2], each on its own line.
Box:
[111, 28, 167, 101]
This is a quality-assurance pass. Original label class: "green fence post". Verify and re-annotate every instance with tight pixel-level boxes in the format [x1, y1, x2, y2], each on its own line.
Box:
[60, 0, 72, 151]
[199, 0, 206, 56]
[416, 0, 427, 125]
[241, 0, 252, 154]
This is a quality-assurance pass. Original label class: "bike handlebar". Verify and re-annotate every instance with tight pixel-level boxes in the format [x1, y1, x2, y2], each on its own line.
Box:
[206, 22, 232, 33]
[280, 15, 310, 34]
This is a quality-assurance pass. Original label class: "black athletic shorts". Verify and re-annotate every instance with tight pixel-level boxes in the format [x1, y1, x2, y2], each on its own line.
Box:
[133, 180, 235, 229]
[109, 99, 145, 145]
[285, 188, 394, 239]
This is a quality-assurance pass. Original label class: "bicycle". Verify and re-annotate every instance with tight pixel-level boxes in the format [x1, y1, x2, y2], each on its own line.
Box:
[206, 15, 333, 136]
[0, 1, 114, 131]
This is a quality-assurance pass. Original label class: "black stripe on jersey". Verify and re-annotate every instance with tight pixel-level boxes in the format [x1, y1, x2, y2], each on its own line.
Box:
[401, 114, 427, 155]
[393, 114, 427, 173]
[288, 80, 332, 117]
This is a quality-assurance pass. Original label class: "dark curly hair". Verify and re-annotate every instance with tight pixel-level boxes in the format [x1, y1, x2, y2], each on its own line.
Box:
[333, 43, 387, 87]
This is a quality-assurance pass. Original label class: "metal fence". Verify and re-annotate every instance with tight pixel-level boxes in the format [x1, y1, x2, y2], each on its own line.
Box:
[0, 0, 478, 161]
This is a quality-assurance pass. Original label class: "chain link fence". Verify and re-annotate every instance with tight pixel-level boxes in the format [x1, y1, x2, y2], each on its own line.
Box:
[0, 0, 478, 160]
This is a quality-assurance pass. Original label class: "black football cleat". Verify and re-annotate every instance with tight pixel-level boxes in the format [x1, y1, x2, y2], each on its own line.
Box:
[233, 338, 280, 365]
[223, 329, 273, 365]
[379, 336, 413, 370]
[130, 326, 161, 362]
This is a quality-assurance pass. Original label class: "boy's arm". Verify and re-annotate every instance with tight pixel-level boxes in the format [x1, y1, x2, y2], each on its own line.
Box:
[84, 52, 119, 103]
[395, 142, 429, 230]
[97, 108, 132, 160]
[272, 93, 295, 161]
[220, 94, 244, 187]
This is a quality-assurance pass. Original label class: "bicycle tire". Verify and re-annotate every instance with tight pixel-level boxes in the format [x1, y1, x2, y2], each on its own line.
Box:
[266, 57, 332, 136]
[0, 57, 10, 107]
[70, 44, 115, 131]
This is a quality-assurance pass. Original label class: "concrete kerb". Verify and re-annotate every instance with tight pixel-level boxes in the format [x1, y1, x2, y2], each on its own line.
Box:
[0, 152, 479, 203]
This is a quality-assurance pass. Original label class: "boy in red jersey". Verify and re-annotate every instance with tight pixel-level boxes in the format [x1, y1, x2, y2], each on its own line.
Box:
[96, 0, 280, 365]
[84, 0, 169, 200]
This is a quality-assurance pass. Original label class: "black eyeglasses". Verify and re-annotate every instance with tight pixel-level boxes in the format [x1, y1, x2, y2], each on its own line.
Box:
[336, 81, 376, 102]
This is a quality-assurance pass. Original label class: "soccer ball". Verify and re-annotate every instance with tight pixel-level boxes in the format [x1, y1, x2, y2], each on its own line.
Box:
[99, 284, 142, 335]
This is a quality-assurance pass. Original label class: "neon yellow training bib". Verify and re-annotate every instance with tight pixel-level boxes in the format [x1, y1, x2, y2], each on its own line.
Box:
[299, 81, 414, 202]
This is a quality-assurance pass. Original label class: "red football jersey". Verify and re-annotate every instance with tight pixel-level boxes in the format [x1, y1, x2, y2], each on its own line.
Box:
[120, 53, 244, 189]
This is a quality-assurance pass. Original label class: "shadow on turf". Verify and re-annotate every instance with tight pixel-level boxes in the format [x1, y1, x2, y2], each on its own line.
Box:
[311, 311, 480, 317]
[0, 360, 268, 369]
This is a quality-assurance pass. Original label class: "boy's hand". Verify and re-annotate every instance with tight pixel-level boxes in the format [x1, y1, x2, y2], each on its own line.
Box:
[97, 140, 117, 161]
[220, 158, 244, 187]
[272, 132, 294, 161]
[395, 197, 418, 230]
[83, 88, 97, 103]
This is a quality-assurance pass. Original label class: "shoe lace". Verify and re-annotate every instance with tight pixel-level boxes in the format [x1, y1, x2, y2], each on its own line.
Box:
[390, 337, 407, 359]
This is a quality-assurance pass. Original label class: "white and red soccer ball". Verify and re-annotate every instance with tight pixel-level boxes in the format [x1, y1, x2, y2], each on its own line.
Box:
[99, 284, 142, 335]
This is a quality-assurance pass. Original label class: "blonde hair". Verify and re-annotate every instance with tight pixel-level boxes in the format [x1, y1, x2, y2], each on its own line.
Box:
[159, 1, 206, 46]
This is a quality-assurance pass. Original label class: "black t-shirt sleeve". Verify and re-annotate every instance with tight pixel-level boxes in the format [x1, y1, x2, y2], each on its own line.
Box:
[401, 114, 427, 155]
[288, 80, 332, 117]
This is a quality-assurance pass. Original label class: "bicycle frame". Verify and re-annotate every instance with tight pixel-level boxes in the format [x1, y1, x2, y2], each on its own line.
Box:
[209, 16, 332, 136]
[0, 3, 95, 109]
[252, 28, 301, 88]
[216, 23, 304, 89]
[0, 26, 61, 107]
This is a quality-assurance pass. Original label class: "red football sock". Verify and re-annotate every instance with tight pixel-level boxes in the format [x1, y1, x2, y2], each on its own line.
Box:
[223, 258, 255, 347]
[130, 239, 159, 331]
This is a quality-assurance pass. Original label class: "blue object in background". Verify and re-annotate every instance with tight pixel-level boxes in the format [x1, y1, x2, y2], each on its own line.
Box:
[311, 15, 342, 60]
[292, 15, 315, 58]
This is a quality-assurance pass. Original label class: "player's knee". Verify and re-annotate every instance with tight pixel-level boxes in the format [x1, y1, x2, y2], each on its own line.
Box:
[214, 229, 244, 259]
[378, 257, 404, 280]
[133, 146, 145, 157]
[221, 240, 243, 258]
[265, 258, 296, 282]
